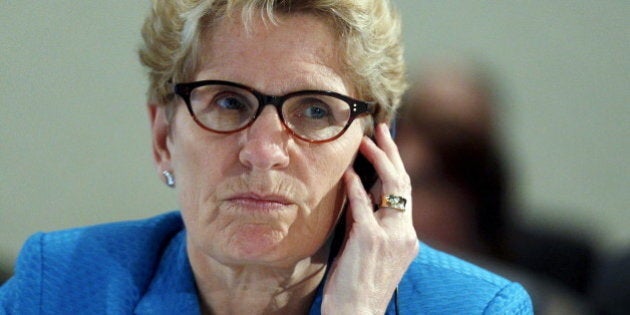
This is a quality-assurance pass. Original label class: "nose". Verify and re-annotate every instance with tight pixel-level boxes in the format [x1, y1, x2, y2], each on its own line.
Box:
[239, 106, 290, 170]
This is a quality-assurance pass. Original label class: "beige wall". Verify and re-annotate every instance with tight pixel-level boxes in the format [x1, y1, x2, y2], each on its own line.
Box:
[1, 1, 628, 274]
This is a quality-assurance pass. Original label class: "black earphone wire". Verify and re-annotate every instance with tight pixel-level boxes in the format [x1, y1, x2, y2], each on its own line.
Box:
[394, 286, 400, 315]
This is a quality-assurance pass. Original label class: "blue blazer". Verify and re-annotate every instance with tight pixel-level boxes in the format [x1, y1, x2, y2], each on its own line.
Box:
[0, 211, 532, 314]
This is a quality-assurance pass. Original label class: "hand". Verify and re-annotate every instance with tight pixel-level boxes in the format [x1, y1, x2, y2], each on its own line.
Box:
[321, 123, 419, 314]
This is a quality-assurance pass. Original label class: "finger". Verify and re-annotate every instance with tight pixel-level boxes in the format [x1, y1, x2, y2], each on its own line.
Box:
[343, 168, 378, 225]
[359, 128, 413, 220]
[368, 178, 382, 204]
[359, 137, 399, 185]
[360, 138, 410, 202]
[374, 123, 405, 171]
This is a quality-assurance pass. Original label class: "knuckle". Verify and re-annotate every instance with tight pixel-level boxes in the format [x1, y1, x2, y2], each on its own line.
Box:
[400, 173, 412, 191]
[400, 172, 411, 185]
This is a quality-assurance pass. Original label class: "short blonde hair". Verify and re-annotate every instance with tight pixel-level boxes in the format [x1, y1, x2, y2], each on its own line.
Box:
[139, 0, 407, 123]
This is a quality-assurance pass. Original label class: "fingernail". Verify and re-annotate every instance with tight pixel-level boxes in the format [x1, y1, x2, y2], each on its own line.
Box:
[378, 123, 387, 133]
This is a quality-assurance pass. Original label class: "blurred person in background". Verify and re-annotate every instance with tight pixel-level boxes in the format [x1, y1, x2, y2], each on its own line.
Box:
[590, 249, 630, 315]
[397, 60, 509, 259]
[0, 267, 9, 287]
[396, 59, 597, 314]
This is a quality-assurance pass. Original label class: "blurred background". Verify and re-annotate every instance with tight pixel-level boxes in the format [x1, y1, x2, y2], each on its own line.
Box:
[1, 1, 628, 313]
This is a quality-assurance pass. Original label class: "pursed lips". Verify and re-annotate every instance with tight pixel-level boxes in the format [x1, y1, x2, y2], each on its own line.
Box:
[225, 193, 294, 212]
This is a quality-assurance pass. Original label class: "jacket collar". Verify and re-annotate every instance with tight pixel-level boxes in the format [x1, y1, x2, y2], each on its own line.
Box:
[135, 230, 201, 314]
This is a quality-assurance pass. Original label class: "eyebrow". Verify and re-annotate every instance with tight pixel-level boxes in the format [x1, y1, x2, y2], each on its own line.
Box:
[195, 63, 349, 96]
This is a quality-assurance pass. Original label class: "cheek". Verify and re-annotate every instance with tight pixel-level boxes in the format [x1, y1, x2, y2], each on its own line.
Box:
[168, 117, 240, 227]
[170, 132, 247, 260]
[297, 180, 346, 235]
[170, 138, 223, 202]
[303, 131, 359, 199]
[296, 128, 363, 232]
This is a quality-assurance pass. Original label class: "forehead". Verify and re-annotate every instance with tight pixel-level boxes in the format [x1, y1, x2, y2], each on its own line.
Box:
[195, 13, 350, 95]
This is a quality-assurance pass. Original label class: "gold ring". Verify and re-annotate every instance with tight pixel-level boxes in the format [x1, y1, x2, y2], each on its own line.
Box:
[380, 194, 407, 212]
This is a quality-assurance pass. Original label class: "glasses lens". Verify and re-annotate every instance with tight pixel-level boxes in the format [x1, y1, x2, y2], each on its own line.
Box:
[283, 94, 351, 141]
[189, 84, 258, 132]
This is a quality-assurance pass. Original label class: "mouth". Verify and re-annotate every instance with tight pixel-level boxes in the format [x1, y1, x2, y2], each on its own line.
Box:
[225, 193, 294, 212]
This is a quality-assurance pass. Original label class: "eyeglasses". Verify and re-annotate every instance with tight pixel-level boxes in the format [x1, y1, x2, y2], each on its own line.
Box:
[173, 80, 376, 143]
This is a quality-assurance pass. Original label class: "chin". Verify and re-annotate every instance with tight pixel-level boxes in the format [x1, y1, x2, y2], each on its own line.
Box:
[223, 224, 291, 263]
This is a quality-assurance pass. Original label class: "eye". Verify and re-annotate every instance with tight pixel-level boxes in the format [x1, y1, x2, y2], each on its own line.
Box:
[291, 98, 331, 120]
[303, 104, 329, 119]
[214, 93, 250, 111]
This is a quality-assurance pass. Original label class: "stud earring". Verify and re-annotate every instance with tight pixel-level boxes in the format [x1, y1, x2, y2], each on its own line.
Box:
[162, 170, 175, 188]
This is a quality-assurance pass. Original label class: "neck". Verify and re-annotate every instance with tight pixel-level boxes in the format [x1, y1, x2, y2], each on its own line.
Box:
[188, 241, 329, 315]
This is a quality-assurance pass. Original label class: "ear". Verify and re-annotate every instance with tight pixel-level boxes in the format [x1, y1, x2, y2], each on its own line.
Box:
[148, 104, 172, 177]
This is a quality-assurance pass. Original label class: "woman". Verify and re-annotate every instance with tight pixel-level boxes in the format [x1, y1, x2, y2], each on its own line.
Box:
[0, 0, 532, 314]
